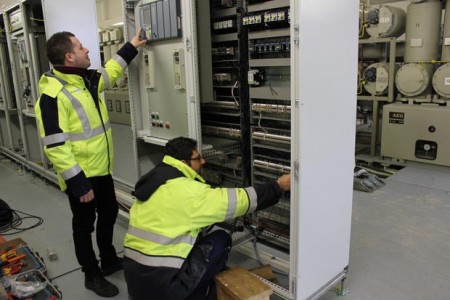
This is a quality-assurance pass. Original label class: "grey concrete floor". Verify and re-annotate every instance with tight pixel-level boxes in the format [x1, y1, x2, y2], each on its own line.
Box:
[1, 155, 450, 299]
[322, 165, 450, 300]
[0, 156, 128, 300]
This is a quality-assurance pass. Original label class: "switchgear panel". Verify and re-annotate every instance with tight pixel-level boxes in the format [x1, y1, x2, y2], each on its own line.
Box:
[381, 103, 450, 167]
[2, 0, 49, 164]
[122, 1, 357, 299]
[131, 0, 190, 141]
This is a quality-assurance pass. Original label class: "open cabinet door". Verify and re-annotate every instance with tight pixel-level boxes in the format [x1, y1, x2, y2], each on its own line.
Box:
[291, 0, 358, 298]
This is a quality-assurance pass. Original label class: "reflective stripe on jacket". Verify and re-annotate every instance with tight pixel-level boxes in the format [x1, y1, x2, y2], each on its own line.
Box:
[35, 45, 134, 193]
[123, 155, 258, 269]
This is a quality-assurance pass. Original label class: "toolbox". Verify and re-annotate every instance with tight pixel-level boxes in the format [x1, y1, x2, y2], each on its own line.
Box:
[10, 245, 46, 276]
[0, 239, 60, 299]
[0, 239, 46, 278]
[7, 269, 62, 300]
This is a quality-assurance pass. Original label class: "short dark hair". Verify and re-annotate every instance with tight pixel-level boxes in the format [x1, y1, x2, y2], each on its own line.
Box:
[165, 137, 197, 161]
[46, 31, 75, 65]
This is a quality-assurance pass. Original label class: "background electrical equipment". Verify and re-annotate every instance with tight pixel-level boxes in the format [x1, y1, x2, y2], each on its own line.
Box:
[381, 103, 450, 166]
[395, 0, 441, 102]
[1, 1, 49, 166]
[0, 12, 22, 155]
[357, 0, 450, 168]
[365, 5, 406, 38]
[362, 62, 396, 96]
[432, 0, 450, 102]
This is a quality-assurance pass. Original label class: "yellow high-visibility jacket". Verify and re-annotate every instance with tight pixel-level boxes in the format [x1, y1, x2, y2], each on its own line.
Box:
[124, 155, 281, 269]
[35, 42, 137, 196]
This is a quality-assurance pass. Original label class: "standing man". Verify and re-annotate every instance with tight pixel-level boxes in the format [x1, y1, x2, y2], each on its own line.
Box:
[35, 30, 146, 297]
[123, 137, 291, 300]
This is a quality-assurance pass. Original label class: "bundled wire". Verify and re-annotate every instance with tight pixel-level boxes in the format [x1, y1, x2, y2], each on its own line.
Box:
[0, 199, 43, 235]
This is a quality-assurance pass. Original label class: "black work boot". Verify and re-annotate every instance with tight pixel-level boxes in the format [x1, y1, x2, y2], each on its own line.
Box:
[85, 274, 119, 297]
[101, 257, 123, 276]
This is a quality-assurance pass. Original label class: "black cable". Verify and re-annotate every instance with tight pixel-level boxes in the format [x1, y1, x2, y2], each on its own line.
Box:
[50, 266, 81, 280]
[0, 199, 44, 235]
[0, 199, 13, 227]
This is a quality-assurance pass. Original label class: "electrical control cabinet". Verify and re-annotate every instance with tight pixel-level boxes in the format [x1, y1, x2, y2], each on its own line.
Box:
[247, 0, 291, 249]
[198, 0, 247, 188]
[0, 13, 21, 153]
[4, 0, 450, 296]
[0, 0, 357, 299]
[381, 103, 450, 167]
[131, 0, 192, 142]
[0, 18, 16, 111]
[124, 0, 357, 299]
[0, 0, 48, 165]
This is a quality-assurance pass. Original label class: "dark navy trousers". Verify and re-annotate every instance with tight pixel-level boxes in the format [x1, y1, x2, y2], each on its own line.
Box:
[67, 174, 119, 277]
[125, 230, 232, 300]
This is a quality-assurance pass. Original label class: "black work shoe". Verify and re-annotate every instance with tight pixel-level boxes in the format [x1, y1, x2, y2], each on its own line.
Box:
[101, 257, 123, 276]
[85, 274, 119, 297]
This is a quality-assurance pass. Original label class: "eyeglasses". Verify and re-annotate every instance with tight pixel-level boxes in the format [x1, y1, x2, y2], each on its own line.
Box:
[188, 154, 203, 161]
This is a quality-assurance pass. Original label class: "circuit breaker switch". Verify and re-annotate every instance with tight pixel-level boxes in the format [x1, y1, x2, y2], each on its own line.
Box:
[248, 69, 266, 86]
[172, 49, 186, 89]
[144, 51, 155, 89]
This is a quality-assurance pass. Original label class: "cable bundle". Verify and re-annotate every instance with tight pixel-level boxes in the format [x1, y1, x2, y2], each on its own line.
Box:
[0, 199, 13, 228]
[0, 199, 43, 235]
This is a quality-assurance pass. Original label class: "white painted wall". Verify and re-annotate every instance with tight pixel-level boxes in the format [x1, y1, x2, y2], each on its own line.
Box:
[96, 0, 124, 28]
[41, 0, 101, 69]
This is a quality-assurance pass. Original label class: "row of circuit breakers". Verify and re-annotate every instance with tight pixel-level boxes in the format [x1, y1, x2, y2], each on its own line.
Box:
[359, 0, 450, 167]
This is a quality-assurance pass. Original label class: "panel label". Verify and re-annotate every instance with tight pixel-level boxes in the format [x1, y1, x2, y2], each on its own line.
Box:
[410, 38, 422, 47]
[379, 17, 390, 24]
[388, 111, 405, 124]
